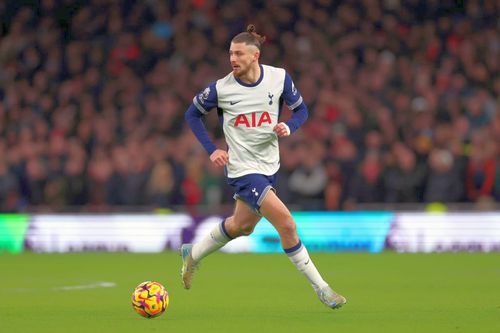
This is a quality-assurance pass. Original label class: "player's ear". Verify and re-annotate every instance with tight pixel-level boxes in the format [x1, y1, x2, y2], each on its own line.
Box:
[254, 51, 260, 61]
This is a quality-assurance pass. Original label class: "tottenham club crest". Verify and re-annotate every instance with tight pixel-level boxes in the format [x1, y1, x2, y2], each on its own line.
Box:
[198, 87, 210, 104]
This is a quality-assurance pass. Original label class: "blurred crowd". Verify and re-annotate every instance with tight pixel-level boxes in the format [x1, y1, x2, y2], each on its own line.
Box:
[0, 0, 499, 213]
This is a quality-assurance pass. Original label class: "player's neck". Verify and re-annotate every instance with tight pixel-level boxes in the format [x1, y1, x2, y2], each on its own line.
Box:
[238, 63, 261, 84]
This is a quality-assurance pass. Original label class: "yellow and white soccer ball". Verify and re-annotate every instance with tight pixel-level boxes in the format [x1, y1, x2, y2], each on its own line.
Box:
[131, 281, 169, 318]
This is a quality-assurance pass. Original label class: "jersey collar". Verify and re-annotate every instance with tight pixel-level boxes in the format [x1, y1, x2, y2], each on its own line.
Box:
[235, 64, 264, 87]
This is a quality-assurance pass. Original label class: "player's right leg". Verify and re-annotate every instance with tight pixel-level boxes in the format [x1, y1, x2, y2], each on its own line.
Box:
[259, 190, 347, 309]
[317, 285, 347, 309]
[181, 200, 260, 289]
[223, 199, 262, 238]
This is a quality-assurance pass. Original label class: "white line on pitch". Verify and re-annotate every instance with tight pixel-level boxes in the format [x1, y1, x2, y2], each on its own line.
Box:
[52, 281, 117, 291]
[4, 281, 117, 293]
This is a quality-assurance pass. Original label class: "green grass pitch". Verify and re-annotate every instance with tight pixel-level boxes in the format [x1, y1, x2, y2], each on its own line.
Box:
[0, 252, 498, 333]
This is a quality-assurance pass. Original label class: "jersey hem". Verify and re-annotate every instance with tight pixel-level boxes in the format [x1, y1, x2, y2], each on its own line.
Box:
[226, 165, 280, 179]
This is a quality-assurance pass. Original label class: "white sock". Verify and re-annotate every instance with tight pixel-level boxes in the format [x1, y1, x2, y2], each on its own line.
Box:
[191, 220, 232, 262]
[285, 241, 328, 291]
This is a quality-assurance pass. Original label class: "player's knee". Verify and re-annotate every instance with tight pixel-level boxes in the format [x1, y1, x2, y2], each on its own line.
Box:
[238, 223, 256, 236]
[279, 215, 296, 236]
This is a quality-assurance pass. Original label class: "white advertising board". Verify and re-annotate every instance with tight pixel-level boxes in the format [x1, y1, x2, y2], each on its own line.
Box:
[26, 214, 192, 252]
[387, 213, 500, 252]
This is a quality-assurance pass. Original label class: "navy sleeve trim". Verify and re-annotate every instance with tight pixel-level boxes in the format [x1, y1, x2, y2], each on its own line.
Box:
[193, 96, 209, 114]
[288, 96, 303, 110]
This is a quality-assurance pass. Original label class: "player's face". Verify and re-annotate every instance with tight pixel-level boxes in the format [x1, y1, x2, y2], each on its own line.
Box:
[229, 42, 259, 77]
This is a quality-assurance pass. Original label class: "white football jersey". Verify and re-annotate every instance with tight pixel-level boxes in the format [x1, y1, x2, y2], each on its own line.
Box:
[192, 64, 303, 178]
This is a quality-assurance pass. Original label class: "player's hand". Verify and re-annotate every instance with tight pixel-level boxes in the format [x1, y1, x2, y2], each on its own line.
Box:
[273, 122, 290, 137]
[210, 149, 229, 167]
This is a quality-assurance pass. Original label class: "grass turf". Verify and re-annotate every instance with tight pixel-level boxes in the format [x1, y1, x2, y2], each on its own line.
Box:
[0, 252, 498, 333]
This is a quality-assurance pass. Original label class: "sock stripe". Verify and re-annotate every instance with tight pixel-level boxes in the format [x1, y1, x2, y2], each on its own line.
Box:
[284, 240, 303, 255]
[219, 219, 233, 240]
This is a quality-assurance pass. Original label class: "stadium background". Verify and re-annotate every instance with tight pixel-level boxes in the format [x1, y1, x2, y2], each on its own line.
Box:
[1, 1, 500, 333]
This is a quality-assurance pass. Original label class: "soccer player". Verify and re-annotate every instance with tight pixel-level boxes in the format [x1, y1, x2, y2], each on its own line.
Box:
[182, 24, 346, 309]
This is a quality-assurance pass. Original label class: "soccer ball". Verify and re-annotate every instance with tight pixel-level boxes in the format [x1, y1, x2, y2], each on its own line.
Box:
[131, 281, 169, 318]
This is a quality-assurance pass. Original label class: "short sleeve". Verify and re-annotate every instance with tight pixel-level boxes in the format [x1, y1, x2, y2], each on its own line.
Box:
[192, 82, 218, 114]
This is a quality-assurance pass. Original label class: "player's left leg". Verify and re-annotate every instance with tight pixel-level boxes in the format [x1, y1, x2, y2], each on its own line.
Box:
[259, 190, 347, 309]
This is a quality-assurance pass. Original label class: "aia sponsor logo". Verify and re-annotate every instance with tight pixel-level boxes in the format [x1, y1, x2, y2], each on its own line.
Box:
[234, 112, 272, 127]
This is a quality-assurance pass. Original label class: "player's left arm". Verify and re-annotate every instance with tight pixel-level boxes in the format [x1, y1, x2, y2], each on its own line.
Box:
[274, 72, 308, 137]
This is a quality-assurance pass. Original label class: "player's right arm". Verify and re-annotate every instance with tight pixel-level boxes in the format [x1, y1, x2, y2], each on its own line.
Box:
[185, 83, 228, 166]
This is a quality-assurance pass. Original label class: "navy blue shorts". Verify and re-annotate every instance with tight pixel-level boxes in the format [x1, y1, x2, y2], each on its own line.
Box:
[227, 173, 277, 215]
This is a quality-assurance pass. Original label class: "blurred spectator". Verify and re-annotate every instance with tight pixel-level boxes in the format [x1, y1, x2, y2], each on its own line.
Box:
[323, 159, 344, 211]
[87, 148, 113, 206]
[25, 157, 47, 206]
[465, 130, 497, 202]
[288, 141, 327, 210]
[200, 159, 226, 208]
[146, 160, 175, 208]
[345, 152, 384, 207]
[383, 143, 427, 203]
[423, 148, 464, 202]
[64, 154, 89, 206]
[0, 159, 20, 212]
